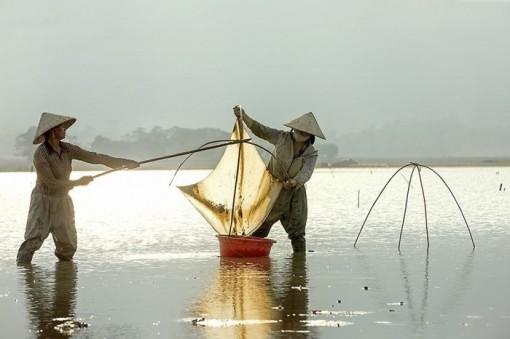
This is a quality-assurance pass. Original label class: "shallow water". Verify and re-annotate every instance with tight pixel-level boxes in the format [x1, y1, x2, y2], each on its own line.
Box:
[1, 167, 509, 338]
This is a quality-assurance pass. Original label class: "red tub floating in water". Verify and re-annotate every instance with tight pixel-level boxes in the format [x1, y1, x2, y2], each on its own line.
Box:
[216, 235, 276, 257]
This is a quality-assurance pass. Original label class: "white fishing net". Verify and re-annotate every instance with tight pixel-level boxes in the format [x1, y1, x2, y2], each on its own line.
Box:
[178, 120, 282, 235]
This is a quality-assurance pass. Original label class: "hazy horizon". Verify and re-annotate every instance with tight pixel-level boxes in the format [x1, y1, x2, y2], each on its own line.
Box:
[2, 0, 509, 159]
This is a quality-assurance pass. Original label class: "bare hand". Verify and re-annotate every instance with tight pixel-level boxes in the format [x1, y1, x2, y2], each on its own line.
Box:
[124, 160, 139, 169]
[76, 175, 93, 186]
[283, 179, 297, 190]
[233, 105, 245, 118]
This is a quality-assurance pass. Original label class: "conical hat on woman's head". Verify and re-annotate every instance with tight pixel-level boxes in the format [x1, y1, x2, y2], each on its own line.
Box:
[33, 112, 77, 144]
[283, 112, 326, 140]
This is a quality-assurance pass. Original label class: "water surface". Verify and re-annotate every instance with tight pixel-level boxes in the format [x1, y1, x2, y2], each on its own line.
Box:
[1, 167, 509, 338]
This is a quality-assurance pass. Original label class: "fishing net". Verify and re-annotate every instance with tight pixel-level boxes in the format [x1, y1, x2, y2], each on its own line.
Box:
[178, 120, 282, 235]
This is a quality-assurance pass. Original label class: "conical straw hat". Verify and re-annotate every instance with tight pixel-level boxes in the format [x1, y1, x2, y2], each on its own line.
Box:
[283, 112, 326, 140]
[33, 112, 76, 144]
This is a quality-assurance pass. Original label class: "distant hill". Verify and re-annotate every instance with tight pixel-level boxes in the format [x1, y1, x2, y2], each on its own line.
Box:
[333, 118, 510, 158]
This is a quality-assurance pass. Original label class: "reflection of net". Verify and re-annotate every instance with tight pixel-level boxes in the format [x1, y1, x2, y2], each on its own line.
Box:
[178, 120, 282, 235]
[194, 257, 273, 332]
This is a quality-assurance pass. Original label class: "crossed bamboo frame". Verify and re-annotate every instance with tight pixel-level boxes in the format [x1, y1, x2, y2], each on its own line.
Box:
[354, 163, 475, 250]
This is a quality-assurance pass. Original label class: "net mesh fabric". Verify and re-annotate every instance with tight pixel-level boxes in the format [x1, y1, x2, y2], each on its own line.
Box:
[178, 120, 282, 235]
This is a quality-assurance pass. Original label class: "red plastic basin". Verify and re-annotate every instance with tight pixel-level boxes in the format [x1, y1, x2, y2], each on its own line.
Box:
[216, 235, 276, 257]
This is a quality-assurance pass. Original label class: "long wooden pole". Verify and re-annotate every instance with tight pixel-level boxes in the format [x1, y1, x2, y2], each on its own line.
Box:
[228, 112, 244, 235]
[92, 139, 251, 179]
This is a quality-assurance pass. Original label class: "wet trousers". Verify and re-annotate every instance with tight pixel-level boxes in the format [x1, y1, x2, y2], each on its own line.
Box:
[252, 186, 308, 252]
[17, 187, 77, 263]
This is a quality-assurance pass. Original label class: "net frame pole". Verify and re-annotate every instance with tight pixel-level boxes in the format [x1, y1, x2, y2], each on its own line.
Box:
[228, 110, 245, 235]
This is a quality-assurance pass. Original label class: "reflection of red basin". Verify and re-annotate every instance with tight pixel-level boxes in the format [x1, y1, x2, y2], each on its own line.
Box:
[216, 235, 276, 257]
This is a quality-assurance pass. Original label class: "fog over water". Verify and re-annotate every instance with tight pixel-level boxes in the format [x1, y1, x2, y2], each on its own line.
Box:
[1, 0, 510, 159]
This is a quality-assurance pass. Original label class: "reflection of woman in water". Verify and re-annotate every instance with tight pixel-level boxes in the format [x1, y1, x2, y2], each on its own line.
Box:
[271, 253, 317, 336]
[19, 261, 84, 338]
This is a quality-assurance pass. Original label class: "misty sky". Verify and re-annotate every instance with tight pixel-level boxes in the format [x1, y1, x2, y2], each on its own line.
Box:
[1, 0, 509, 158]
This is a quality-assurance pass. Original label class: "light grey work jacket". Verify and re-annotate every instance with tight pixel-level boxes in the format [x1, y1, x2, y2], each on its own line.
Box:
[249, 120, 318, 188]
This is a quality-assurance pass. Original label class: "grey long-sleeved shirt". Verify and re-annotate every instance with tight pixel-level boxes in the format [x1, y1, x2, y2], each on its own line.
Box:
[34, 141, 130, 194]
[249, 119, 318, 188]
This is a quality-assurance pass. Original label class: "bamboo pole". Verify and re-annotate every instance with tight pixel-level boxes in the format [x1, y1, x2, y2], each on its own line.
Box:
[91, 139, 251, 179]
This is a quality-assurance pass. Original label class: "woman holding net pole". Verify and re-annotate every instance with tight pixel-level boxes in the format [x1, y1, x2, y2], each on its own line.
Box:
[233, 105, 326, 252]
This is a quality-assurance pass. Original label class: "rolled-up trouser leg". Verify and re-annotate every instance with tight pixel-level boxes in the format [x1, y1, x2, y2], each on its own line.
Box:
[17, 239, 43, 263]
[17, 189, 52, 263]
[51, 196, 77, 260]
[282, 187, 308, 252]
[17, 188, 77, 262]
[291, 236, 306, 252]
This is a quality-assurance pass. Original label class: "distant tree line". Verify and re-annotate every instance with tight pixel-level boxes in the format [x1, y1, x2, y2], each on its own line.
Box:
[90, 126, 232, 168]
[16, 118, 510, 169]
[14, 125, 340, 169]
